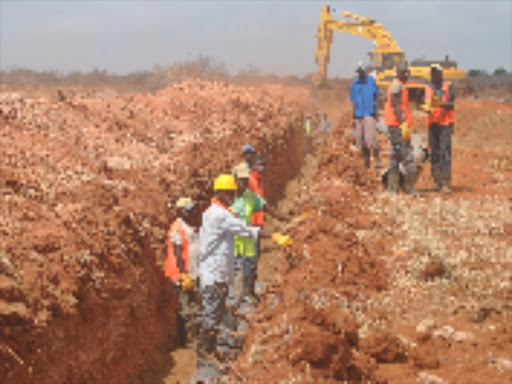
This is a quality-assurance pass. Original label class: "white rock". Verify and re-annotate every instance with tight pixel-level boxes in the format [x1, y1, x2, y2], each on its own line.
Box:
[453, 331, 475, 343]
[105, 156, 132, 171]
[496, 357, 512, 371]
[418, 371, 448, 384]
[433, 325, 455, 339]
[416, 318, 436, 335]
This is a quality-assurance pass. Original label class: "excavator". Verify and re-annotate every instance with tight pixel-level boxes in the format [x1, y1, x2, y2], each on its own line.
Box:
[313, 6, 466, 105]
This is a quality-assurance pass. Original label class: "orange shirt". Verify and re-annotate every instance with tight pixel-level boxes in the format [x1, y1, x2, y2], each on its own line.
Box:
[165, 219, 189, 281]
[249, 171, 264, 226]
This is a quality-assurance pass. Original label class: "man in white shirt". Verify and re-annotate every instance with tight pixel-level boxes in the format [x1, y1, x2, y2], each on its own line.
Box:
[193, 174, 260, 382]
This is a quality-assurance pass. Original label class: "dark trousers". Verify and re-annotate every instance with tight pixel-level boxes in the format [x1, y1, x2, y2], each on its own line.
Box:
[429, 124, 453, 184]
[388, 127, 415, 174]
[197, 282, 227, 367]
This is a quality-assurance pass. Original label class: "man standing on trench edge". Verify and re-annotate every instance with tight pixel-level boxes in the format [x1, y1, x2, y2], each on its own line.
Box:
[191, 174, 261, 383]
[423, 64, 455, 193]
[350, 61, 381, 168]
[384, 61, 416, 194]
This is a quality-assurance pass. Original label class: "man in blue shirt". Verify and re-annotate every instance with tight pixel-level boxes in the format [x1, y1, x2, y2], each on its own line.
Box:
[350, 62, 381, 168]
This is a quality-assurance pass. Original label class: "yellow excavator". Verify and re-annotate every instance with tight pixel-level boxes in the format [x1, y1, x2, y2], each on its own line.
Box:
[313, 6, 466, 105]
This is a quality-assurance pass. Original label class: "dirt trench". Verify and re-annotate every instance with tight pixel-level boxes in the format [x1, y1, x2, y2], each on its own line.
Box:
[0, 81, 312, 384]
[160, 92, 389, 383]
[153, 90, 512, 384]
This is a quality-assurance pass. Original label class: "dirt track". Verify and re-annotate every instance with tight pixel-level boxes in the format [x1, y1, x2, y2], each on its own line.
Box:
[1, 80, 511, 384]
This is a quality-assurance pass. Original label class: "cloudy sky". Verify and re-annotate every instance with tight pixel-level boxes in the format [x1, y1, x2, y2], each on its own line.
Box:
[1, 0, 511, 78]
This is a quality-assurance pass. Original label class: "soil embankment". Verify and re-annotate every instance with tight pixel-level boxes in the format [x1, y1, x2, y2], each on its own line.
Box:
[232, 91, 512, 384]
[0, 80, 311, 383]
[1, 80, 511, 384]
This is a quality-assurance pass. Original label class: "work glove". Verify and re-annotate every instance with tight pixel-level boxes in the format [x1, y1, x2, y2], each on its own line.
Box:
[179, 273, 194, 292]
[399, 121, 411, 143]
[419, 102, 431, 112]
[272, 232, 293, 247]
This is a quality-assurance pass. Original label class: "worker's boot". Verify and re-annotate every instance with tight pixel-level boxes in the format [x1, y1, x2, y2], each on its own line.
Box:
[373, 148, 382, 169]
[192, 328, 223, 382]
[441, 168, 451, 194]
[431, 167, 442, 192]
[386, 168, 400, 193]
[403, 171, 417, 195]
[197, 328, 216, 362]
[362, 147, 370, 168]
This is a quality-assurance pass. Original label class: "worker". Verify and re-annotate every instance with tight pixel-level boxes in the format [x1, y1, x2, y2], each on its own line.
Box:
[249, 156, 290, 227]
[192, 174, 290, 382]
[241, 145, 255, 169]
[350, 61, 381, 168]
[232, 164, 290, 303]
[304, 114, 313, 136]
[231, 164, 266, 305]
[248, 156, 289, 283]
[424, 64, 455, 193]
[319, 112, 332, 136]
[384, 61, 415, 193]
[193, 174, 261, 381]
[165, 197, 199, 347]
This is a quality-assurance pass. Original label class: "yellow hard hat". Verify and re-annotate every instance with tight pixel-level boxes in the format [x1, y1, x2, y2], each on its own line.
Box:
[214, 174, 238, 191]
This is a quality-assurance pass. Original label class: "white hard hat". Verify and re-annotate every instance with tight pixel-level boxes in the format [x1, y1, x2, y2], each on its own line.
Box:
[176, 197, 194, 210]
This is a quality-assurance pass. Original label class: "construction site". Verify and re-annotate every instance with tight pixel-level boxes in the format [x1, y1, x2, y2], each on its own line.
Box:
[1, 3, 512, 384]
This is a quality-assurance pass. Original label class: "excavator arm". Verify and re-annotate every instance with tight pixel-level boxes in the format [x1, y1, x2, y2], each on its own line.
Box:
[312, 6, 466, 107]
[313, 6, 404, 86]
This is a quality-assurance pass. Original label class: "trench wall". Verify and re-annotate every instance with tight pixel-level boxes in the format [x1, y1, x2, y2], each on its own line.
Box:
[0, 82, 310, 384]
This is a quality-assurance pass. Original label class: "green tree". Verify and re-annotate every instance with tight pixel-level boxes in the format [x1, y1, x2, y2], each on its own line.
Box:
[467, 69, 488, 77]
[493, 67, 508, 76]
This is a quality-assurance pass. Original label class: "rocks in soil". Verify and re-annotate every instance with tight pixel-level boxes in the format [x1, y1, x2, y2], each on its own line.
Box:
[416, 318, 437, 341]
[418, 371, 448, 384]
[495, 357, 512, 371]
[422, 259, 447, 281]
[411, 340, 441, 369]
[0, 251, 16, 277]
[359, 330, 408, 363]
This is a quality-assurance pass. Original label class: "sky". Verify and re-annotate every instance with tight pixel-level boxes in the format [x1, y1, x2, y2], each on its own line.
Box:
[1, 0, 511, 78]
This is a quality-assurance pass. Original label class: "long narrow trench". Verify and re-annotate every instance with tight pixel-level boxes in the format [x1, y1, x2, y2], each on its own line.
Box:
[153, 119, 311, 384]
[154, 90, 349, 384]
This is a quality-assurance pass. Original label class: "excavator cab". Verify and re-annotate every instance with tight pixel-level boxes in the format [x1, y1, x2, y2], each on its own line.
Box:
[368, 51, 406, 71]
[313, 6, 466, 107]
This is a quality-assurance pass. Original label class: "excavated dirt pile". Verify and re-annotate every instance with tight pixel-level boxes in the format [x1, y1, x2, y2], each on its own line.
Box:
[0, 80, 311, 384]
[232, 93, 512, 384]
[232, 109, 390, 383]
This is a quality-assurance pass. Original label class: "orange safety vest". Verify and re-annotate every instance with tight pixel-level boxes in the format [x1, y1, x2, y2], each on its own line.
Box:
[249, 171, 264, 226]
[384, 78, 413, 128]
[165, 219, 189, 281]
[425, 81, 454, 126]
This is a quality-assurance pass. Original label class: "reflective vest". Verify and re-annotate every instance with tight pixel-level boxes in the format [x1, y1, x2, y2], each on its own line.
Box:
[165, 219, 188, 281]
[305, 120, 311, 135]
[249, 171, 264, 226]
[425, 81, 454, 126]
[234, 192, 258, 257]
[384, 78, 413, 128]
